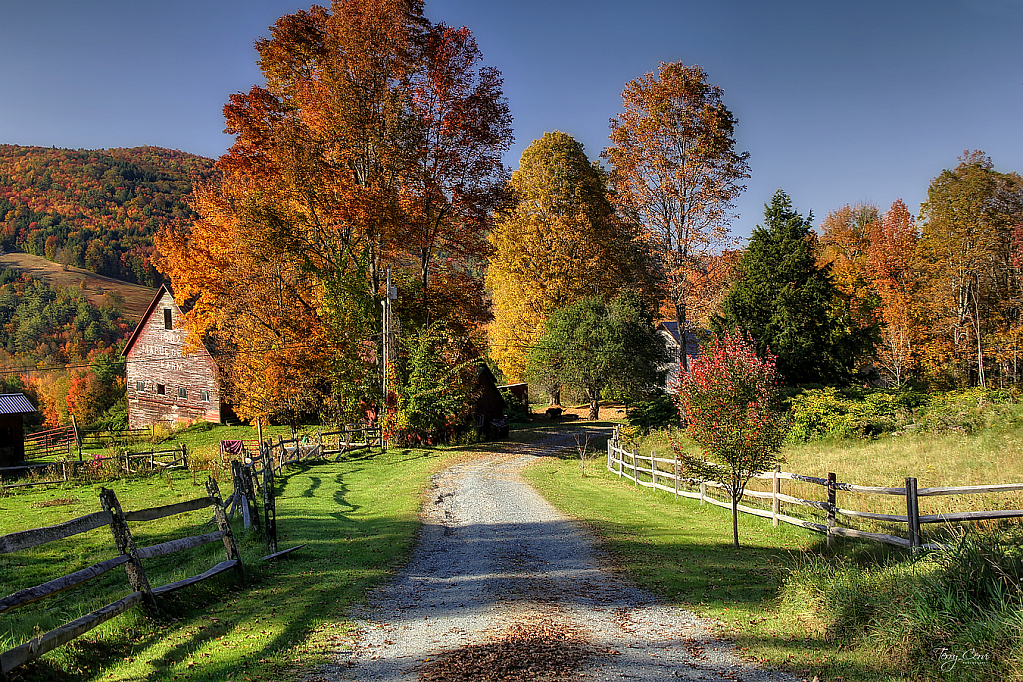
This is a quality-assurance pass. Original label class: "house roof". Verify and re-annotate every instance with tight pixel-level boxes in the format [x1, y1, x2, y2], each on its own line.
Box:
[0, 393, 36, 415]
[658, 321, 702, 356]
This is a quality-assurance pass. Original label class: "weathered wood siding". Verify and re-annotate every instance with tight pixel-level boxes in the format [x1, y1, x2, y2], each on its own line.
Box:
[125, 290, 222, 428]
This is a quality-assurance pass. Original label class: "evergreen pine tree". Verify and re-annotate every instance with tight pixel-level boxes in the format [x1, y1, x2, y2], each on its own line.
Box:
[712, 190, 861, 384]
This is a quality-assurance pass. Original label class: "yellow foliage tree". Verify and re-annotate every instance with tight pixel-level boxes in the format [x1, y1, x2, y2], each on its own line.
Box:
[486, 132, 648, 383]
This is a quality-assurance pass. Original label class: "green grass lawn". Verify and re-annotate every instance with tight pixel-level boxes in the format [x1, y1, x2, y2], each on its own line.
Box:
[523, 450, 923, 682]
[1, 434, 465, 682]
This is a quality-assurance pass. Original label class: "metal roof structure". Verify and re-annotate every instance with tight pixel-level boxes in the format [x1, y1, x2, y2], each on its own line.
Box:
[0, 393, 37, 415]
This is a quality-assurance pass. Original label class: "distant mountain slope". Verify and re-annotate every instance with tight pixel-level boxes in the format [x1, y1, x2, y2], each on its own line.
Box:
[0, 145, 215, 286]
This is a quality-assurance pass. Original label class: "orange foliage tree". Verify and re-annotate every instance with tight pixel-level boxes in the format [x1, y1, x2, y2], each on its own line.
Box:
[604, 62, 749, 371]
[915, 152, 1023, 387]
[819, 203, 881, 328]
[157, 0, 511, 422]
[866, 200, 919, 386]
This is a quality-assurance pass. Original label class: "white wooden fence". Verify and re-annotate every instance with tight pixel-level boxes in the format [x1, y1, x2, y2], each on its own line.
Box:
[606, 426, 1023, 550]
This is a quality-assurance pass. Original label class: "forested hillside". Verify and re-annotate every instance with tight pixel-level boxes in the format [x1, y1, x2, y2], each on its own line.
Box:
[0, 145, 215, 286]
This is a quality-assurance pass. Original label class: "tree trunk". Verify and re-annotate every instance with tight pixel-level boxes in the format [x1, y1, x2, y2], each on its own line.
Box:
[971, 280, 986, 388]
[731, 489, 739, 549]
[674, 299, 689, 374]
[587, 387, 600, 420]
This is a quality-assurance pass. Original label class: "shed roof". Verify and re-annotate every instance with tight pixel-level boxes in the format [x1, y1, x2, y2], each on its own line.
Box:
[0, 393, 37, 415]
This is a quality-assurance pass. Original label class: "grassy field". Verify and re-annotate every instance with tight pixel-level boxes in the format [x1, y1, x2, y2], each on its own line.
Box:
[0, 427, 471, 682]
[525, 426, 1023, 681]
[627, 424, 1023, 542]
[0, 252, 156, 320]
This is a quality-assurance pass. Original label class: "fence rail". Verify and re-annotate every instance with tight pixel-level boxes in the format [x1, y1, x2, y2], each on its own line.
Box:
[22, 426, 76, 460]
[77, 427, 151, 450]
[0, 479, 241, 677]
[605, 426, 1023, 550]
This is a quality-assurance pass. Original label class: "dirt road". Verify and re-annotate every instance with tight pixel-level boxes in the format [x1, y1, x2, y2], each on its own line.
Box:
[327, 427, 797, 682]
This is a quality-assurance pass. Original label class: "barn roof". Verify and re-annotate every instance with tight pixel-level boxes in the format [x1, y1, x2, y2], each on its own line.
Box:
[0, 393, 36, 414]
[121, 284, 218, 368]
[122, 283, 174, 357]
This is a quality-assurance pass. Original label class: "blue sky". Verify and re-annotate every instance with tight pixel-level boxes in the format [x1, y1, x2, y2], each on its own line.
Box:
[1, 0, 1020, 238]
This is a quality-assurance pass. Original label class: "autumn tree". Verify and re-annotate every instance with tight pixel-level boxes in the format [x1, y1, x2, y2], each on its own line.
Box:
[819, 203, 880, 328]
[915, 151, 1023, 387]
[526, 291, 667, 420]
[487, 132, 649, 382]
[713, 190, 862, 385]
[866, 200, 918, 386]
[604, 62, 750, 372]
[672, 330, 786, 549]
[406, 23, 512, 298]
[158, 0, 512, 421]
[157, 178, 367, 424]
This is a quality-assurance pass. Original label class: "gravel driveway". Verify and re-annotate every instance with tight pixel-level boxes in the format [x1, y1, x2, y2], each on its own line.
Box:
[325, 426, 799, 682]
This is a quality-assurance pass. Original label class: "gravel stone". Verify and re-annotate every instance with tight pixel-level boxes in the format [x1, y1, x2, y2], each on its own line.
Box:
[323, 427, 799, 682]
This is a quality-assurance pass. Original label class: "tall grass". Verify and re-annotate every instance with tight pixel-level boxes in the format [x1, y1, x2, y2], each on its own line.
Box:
[780, 529, 1023, 680]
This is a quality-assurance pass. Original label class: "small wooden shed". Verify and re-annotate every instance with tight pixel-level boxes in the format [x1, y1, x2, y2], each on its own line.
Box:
[0, 393, 37, 467]
[475, 365, 508, 439]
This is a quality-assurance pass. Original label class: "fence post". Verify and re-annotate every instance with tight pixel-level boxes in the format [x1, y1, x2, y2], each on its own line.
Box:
[827, 472, 836, 549]
[264, 460, 277, 555]
[674, 459, 679, 499]
[232, 461, 250, 529]
[651, 451, 657, 489]
[71, 414, 82, 462]
[632, 450, 638, 485]
[99, 488, 157, 615]
[180, 444, 188, 469]
[607, 430, 612, 470]
[772, 466, 780, 528]
[206, 477, 244, 579]
[905, 476, 920, 553]
[700, 480, 706, 506]
[246, 465, 262, 536]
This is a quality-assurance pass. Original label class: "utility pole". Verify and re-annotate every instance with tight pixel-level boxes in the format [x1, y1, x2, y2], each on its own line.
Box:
[381, 268, 398, 399]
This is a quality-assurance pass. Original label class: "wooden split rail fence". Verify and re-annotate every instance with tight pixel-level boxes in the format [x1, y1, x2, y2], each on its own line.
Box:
[24, 425, 154, 463]
[1, 445, 188, 491]
[0, 478, 242, 678]
[606, 426, 1023, 551]
[215, 424, 382, 556]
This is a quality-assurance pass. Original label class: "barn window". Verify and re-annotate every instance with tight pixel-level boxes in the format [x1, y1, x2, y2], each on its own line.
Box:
[200, 390, 210, 402]
[136, 381, 145, 392]
[163, 308, 172, 330]
[156, 384, 165, 395]
[177, 387, 187, 399]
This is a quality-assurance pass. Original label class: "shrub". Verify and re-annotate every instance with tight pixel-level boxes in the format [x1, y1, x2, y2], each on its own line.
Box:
[625, 394, 680, 432]
[786, 387, 928, 442]
[918, 388, 1023, 434]
[500, 389, 531, 423]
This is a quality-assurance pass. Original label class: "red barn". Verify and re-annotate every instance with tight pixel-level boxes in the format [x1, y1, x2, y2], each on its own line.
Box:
[123, 284, 228, 428]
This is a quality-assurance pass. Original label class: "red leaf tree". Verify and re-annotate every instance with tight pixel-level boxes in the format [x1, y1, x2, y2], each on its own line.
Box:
[671, 331, 787, 548]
